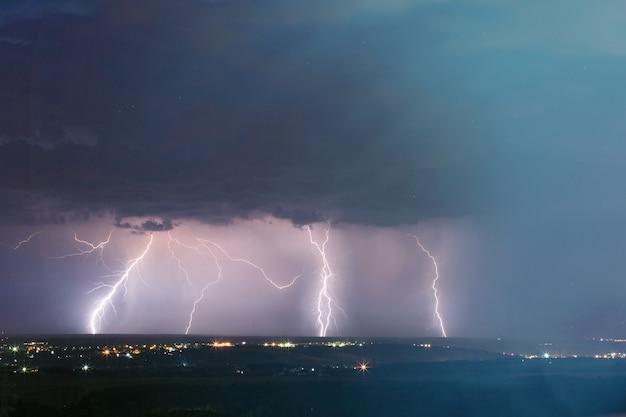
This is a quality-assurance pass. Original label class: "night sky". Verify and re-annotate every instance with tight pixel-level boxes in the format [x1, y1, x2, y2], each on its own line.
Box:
[1, 0, 626, 339]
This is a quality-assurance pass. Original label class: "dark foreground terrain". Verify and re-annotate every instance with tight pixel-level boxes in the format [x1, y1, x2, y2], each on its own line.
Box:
[2, 336, 626, 417]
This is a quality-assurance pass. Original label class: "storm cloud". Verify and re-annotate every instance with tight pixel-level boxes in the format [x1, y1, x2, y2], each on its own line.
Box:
[0, 0, 495, 227]
[3, 0, 626, 338]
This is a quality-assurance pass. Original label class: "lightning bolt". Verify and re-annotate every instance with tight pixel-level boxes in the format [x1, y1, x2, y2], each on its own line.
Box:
[306, 224, 343, 337]
[88, 234, 154, 334]
[409, 234, 447, 338]
[52, 230, 113, 267]
[167, 233, 221, 334]
[167, 232, 197, 291]
[184, 243, 222, 335]
[167, 233, 303, 334]
[197, 238, 303, 290]
[1, 231, 44, 250]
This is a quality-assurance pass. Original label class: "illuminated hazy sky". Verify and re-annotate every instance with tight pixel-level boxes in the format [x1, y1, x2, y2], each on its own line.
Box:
[1, 0, 626, 338]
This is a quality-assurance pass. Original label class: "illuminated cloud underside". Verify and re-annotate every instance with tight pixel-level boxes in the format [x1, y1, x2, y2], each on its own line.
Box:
[2, 216, 469, 337]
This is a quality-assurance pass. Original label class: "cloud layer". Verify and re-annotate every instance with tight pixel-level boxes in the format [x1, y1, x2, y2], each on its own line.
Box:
[0, 0, 495, 226]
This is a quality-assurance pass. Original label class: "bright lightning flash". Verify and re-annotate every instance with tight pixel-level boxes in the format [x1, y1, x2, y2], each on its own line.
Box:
[166, 232, 221, 334]
[198, 238, 303, 290]
[1, 231, 44, 250]
[307, 224, 343, 337]
[167, 232, 197, 291]
[167, 233, 304, 335]
[88, 234, 154, 334]
[409, 234, 447, 338]
[183, 241, 222, 335]
[52, 230, 113, 267]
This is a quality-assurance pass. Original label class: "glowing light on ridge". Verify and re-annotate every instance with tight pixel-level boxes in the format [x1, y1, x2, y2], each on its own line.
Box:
[184, 242, 222, 335]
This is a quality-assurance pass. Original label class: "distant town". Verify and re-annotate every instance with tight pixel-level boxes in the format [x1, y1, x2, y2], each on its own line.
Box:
[3, 335, 626, 376]
[3, 335, 626, 416]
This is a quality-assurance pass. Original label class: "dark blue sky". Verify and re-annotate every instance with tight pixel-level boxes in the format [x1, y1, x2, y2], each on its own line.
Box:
[1, 0, 625, 339]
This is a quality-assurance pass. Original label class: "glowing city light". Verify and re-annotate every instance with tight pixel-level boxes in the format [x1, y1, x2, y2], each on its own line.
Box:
[408, 234, 447, 338]
[211, 341, 233, 348]
[356, 361, 369, 375]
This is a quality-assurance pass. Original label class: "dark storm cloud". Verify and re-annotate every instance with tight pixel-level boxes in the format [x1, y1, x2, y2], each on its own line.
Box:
[0, 0, 495, 226]
[114, 217, 175, 233]
[0, 0, 101, 26]
[3, 0, 626, 339]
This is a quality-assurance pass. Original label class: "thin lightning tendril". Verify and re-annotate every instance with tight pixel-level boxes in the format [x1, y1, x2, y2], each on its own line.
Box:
[306, 224, 343, 337]
[88, 234, 154, 334]
[184, 244, 222, 335]
[1, 231, 44, 250]
[7, 227, 448, 338]
[197, 239, 304, 290]
[409, 234, 447, 338]
[167, 234, 303, 334]
[52, 231, 113, 268]
[167, 232, 197, 291]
